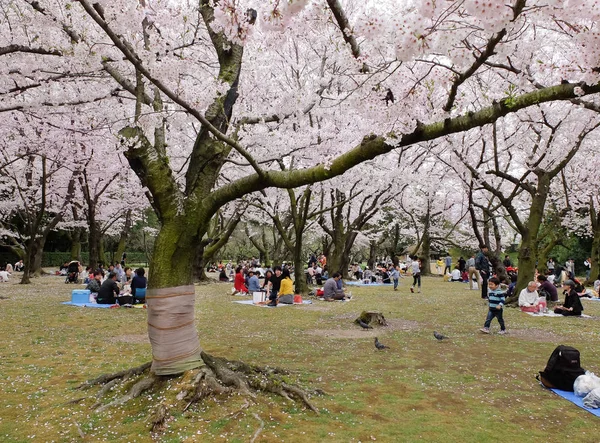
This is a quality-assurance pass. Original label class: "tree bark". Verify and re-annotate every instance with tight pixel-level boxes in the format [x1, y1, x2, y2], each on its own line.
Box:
[146, 219, 204, 375]
[70, 228, 82, 262]
[587, 200, 600, 285]
[420, 229, 431, 277]
[88, 220, 102, 268]
[115, 210, 132, 266]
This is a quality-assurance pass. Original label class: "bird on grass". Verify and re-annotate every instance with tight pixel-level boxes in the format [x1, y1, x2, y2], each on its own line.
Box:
[374, 337, 389, 350]
[433, 331, 449, 341]
[358, 320, 373, 329]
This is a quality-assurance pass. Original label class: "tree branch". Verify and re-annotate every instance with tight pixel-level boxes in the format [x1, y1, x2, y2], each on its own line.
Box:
[207, 81, 600, 212]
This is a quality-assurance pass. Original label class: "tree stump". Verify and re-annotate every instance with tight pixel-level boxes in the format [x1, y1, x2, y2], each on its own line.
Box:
[355, 311, 387, 326]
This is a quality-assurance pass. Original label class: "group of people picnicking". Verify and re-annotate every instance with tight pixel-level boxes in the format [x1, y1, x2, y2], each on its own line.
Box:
[222, 254, 352, 305]
[0, 259, 25, 282]
[222, 253, 430, 305]
[83, 264, 148, 305]
[466, 246, 598, 335]
[62, 256, 148, 305]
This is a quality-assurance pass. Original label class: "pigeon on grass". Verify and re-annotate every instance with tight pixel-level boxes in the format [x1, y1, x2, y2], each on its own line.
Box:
[374, 337, 389, 350]
[433, 331, 449, 341]
[358, 320, 373, 329]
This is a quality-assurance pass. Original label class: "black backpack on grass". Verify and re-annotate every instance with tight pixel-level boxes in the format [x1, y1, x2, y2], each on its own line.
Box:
[538, 345, 585, 391]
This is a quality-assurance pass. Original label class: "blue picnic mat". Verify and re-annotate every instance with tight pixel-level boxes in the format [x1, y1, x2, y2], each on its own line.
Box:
[62, 302, 117, 308]
[345, 281, 392, 286]
[549, 388, 600, 417]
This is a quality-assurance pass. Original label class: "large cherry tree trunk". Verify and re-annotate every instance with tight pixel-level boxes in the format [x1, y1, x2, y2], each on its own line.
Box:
[146, 220, 204, 375]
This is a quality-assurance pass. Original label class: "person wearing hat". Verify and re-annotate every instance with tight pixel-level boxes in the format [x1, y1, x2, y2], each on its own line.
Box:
[554, 280, 584, 316]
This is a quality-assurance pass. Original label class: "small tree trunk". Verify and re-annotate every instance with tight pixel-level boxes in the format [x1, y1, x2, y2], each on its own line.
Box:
[507, 234, 536, 304]
[367, 240, 377, 270]
[70, 229, 82, 262]
[19, 238, 36, 284]
[293, 237, 308, 295]
[356, 311, 388, 326]
[420, 230, 431, 276]
[88, 220, 101, 269]
[588, 213, 600, 285]
[31, 238, 46, 277]
[115, 210, 132, 265]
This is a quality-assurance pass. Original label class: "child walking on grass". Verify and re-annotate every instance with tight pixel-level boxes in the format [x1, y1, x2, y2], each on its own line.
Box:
[480, 277, 507, 335]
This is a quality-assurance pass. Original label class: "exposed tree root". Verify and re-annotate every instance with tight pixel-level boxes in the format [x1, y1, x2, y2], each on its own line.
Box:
[76, 361, 152, 389]
[250, 413, 264, 443]
[200, 351, 320, 413]
[95, 374, 158, 413]
[77, 352, 321, 428]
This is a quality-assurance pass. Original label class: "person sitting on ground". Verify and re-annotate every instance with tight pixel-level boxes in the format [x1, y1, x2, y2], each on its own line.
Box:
[97, 272, 120, 305]
[262, 270, 273, 290]
[114, 263, 125, 282]
[14, 259, 24, 272]
[59, 262, 69, 275]
[267, 266, 283, 306]
[381, 269, 390, 284]
[554, 280, 584, 316]
[86, 271, 103, 296]
[518, 281, 546, 312]
[537, 274, 558, 302]
[505, 274, 518, 299]
[5, 262, 13, 274]
[218, 268, 229, 282]
[276, 269, 294, 304]
[450, 266, 462, 282]
[315, 264, 323, 285]
[0, 268, 9, 282]
[594, 274, 600, 295]
[323, 272, 348, 301]
[121, 267, 133, 284]
[306, 265, 315, 285]
[233, 266, 248, 295]
[131, 268, 147, 301]
[247, 270, 261, 293]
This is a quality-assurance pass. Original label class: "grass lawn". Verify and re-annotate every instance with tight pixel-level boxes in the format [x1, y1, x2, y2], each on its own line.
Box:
[1, 274, 600, 442]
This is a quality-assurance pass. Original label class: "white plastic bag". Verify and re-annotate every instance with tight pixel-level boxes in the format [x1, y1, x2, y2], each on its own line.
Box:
[574, 371, 600, 397]
[472, 282, 479, 290]
[583, 387, 600, 408]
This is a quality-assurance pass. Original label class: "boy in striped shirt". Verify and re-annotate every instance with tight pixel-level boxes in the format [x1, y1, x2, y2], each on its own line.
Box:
[480, 277, 507, 335]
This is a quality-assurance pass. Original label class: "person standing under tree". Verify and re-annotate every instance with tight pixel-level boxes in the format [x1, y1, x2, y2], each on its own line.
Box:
[475, 246, 491, 299]
[410, 257, 422, 293]
[584, 258, 591, 281]
[466, 254, 479, 290]
[444, 254, 452, 275]
[390, 265, 400, 291]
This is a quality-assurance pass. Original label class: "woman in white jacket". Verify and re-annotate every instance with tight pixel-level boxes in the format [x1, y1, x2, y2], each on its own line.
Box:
[518, 281, 546, 313]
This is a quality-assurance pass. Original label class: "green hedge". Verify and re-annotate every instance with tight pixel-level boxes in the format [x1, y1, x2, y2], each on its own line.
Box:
[41, 252, 148, 267]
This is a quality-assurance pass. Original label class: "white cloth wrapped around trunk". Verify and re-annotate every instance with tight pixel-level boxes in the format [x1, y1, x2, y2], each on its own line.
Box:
[146, 285, 203, 375]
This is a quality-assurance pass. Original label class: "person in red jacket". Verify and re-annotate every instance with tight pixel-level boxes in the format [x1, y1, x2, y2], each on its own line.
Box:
[234, 266, 248, 294]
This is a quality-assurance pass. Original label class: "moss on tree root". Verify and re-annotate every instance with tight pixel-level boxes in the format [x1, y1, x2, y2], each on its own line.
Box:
[74, 352, 321, 433]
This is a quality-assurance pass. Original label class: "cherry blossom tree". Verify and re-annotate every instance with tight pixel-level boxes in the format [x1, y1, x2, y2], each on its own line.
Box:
[0, 114, 79, 282]
[449, 110, 600, 296]
[2, 0, 600, 414]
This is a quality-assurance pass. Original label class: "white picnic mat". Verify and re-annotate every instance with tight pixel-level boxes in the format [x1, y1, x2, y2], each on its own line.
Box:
[232, 300, 312, 308]
[525, 311, 592, 318]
